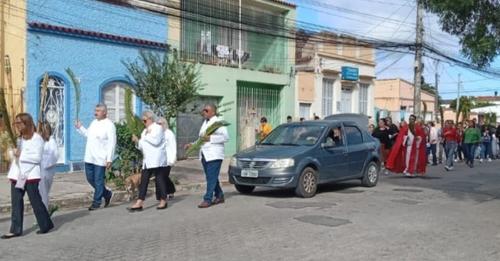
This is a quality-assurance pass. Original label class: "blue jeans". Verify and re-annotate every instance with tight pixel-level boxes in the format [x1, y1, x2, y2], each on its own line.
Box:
[464, 143, 478, 166]
[201, 155, 224, 203]
[427, 144, 437, 164]
[85, 163, 111, 207]
[481, 142, 492, 159]
[445, 141, 457, 167]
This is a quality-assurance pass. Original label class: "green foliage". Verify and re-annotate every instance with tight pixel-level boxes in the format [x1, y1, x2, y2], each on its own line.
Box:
[484, 112, 497, 125]
[450, 96, 475, 122]
[124, 88, 144, 136]
[184, 120, 231, 157]
[65, 68, 81, 121]
[0, 88, 16, 149]
[123, 49, 203, 124]
[421, 0, 500, 67]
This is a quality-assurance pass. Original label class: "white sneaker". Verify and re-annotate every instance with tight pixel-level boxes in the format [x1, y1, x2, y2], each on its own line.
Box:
[488, 158, 492, 162]
[480, 159, 484, 163]
[454, 159, 458, 162]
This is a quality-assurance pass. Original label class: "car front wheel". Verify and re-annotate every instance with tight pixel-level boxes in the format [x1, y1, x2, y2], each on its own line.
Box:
[295, 167, 318, 198]
[235, 184, 255, 194]
[361, 161, 379, 187]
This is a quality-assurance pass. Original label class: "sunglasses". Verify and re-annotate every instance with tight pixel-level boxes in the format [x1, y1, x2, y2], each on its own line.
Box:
[202, 109, 209, 113]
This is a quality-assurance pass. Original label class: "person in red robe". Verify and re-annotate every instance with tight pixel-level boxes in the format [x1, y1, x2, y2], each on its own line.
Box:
[386, 115, 427, 177]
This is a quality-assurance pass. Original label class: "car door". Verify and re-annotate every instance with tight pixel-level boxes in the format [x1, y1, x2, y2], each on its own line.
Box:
[319, 125, 349, 180]
[344, 124, 369, 177]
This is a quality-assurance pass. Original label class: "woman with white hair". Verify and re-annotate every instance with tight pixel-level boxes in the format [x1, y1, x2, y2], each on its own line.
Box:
[128, 111, 168, 211]
[157, 117, 176, 200]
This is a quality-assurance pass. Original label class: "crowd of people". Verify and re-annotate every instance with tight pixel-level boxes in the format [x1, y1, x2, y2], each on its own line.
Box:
[2, 103, 228, 239]
[369, 115, 500, 176]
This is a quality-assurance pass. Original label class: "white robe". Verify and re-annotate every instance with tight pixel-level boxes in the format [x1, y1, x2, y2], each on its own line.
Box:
[39, 137, 59, 209]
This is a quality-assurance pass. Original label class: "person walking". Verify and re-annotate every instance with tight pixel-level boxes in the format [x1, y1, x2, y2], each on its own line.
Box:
[372, 119, 390, 174]
[428, 122, 438, 165]
[386, 115, 427, 177]
[75, 104, 116, 211]
[39, 122, 59, 212]
[128, 111, 168, 211]
[184, 104, 229, 208]
[480, 128, 492, 163]
[463, 120, 481, 168]
[158, 117, 177, 200]
[443, 121, 458, 171]
[385, 117, 399, 149]
[455, 122, 465, 162]
[2, 113, 54, 239]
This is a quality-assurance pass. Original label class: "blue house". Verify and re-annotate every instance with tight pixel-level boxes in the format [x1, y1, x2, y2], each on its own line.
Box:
[26, 0, 168, 171]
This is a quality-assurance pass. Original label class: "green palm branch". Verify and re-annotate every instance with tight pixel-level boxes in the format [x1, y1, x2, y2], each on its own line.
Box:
[185, 121, 230, 157]
[65, 68, 81, 121]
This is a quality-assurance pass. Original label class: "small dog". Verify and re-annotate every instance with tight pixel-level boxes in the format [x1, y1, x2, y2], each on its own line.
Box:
[125, 173, 141, 201]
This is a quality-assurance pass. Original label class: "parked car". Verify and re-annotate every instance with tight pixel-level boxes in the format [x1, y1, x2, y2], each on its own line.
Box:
[228, 120, 381, 198]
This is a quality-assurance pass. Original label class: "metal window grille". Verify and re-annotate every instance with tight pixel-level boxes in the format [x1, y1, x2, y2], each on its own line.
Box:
[322, 78, 334, 116]
[359, 83, 369, 115]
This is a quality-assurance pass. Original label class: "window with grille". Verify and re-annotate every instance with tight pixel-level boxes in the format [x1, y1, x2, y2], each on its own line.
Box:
[359, 83, 369, 115]
[322, 78, 334, 116]
[102, 82, 134, 123]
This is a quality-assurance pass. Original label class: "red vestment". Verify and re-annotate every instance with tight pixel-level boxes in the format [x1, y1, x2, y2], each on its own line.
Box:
[386, 123, 427, 175]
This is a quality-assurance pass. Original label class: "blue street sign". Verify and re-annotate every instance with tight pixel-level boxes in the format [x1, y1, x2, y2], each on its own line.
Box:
[341, 66, 359, 81]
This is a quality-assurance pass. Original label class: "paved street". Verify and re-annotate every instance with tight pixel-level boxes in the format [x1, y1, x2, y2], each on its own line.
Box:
[1, 161, 500, 261]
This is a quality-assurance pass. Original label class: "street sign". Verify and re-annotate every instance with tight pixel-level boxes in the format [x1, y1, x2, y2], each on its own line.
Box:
[341, 66, 359, 81]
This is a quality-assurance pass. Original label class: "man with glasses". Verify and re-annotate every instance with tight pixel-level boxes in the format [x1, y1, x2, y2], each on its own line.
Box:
[75, 104, 116, 211]
[184, 104, 229, 208]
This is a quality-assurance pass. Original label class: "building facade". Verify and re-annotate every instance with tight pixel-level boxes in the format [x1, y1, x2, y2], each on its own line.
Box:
[295, 32, 376, 120]
[171, 0, 296, 155]
[26, 0, 168, 171]
[374, 78, 436, 123]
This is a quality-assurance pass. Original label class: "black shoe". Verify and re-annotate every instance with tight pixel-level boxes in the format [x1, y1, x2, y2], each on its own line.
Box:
[88, 205, 100, 211]
[36, 228, 52, 235]
[127, 206, 143, 212]
[1, 233, 20, 239]
[104, 191, 113, 208]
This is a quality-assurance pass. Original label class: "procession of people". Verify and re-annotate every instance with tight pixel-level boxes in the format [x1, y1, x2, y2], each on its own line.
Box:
[372, 114, 500, 177]
[2, 104, 499, 239]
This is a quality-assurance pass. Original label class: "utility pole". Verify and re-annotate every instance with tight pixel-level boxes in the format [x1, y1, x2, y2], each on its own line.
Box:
[456, 73, 461, 122]
[434, 60, 439, 123]
[0, 0, 5, 94]
[413, 0, 424, 117]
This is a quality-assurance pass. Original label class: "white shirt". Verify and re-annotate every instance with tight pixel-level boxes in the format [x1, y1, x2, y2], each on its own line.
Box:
[138, 123, 167, 169]
[41, 136, 59, 170]
[8, 133, 44, 181]
[198, 116, 229, 162]
[164, 129, 177, 166]
[429, 127, 438, 144]
[77, 118, 116, 167]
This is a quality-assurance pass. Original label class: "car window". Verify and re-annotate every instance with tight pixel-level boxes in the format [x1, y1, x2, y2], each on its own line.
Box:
[261, 125, 325, 146]
[344, 125, 363, 145]
[325, 126, 344, 146]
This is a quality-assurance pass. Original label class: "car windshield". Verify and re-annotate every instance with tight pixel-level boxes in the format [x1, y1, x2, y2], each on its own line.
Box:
[260, 125, 325, 146]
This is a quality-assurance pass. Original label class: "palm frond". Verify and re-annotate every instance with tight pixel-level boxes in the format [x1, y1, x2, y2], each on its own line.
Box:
[65, 68, 81, 121]
[185, 121, 230, 157]
[0, 88, 16, 148]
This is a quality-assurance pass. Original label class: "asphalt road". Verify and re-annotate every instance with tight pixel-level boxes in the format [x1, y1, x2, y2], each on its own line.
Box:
[1, 161, 500, 261]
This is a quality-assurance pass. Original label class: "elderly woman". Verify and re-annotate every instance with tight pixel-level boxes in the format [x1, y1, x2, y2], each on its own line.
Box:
[128, 111, 168, 212]
[2, 113, 54, 239]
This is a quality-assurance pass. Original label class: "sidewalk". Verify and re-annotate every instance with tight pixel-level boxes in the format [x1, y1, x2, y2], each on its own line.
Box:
[0, 158, 230, 215]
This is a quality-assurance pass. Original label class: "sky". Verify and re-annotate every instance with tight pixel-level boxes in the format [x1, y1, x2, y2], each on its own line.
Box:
[289, 0, 500, 100]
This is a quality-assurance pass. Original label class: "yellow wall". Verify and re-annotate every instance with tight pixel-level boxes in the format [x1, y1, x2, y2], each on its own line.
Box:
[3, 0, 26, 118]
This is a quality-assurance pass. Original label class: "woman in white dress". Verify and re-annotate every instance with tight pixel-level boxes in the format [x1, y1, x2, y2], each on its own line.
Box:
[39, 122, 59, 211]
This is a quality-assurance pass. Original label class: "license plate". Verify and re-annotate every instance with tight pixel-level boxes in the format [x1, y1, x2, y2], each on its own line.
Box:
[241, 169, 259, 178]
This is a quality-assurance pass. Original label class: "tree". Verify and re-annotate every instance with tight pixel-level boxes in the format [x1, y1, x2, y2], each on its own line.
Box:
[421, 0, 500, 67]
[449, 96, 475, 122]
[123, 49, 203, 124]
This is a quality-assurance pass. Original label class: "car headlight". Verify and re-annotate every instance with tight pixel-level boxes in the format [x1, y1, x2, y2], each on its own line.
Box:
[269, 158, 295, 168]
[229, 157, 238, 167]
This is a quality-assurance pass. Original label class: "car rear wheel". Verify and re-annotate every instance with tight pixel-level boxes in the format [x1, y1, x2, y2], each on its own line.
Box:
[295, 167, 318, 198]
[361, 161, 379, 187]
[235, 184, 255, 194]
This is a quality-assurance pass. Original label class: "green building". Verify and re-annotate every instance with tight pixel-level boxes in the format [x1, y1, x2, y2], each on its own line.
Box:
[170, 0, 297, 157]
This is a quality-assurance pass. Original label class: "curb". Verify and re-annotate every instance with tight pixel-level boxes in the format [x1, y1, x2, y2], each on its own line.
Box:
[0, 181, 232, 215]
